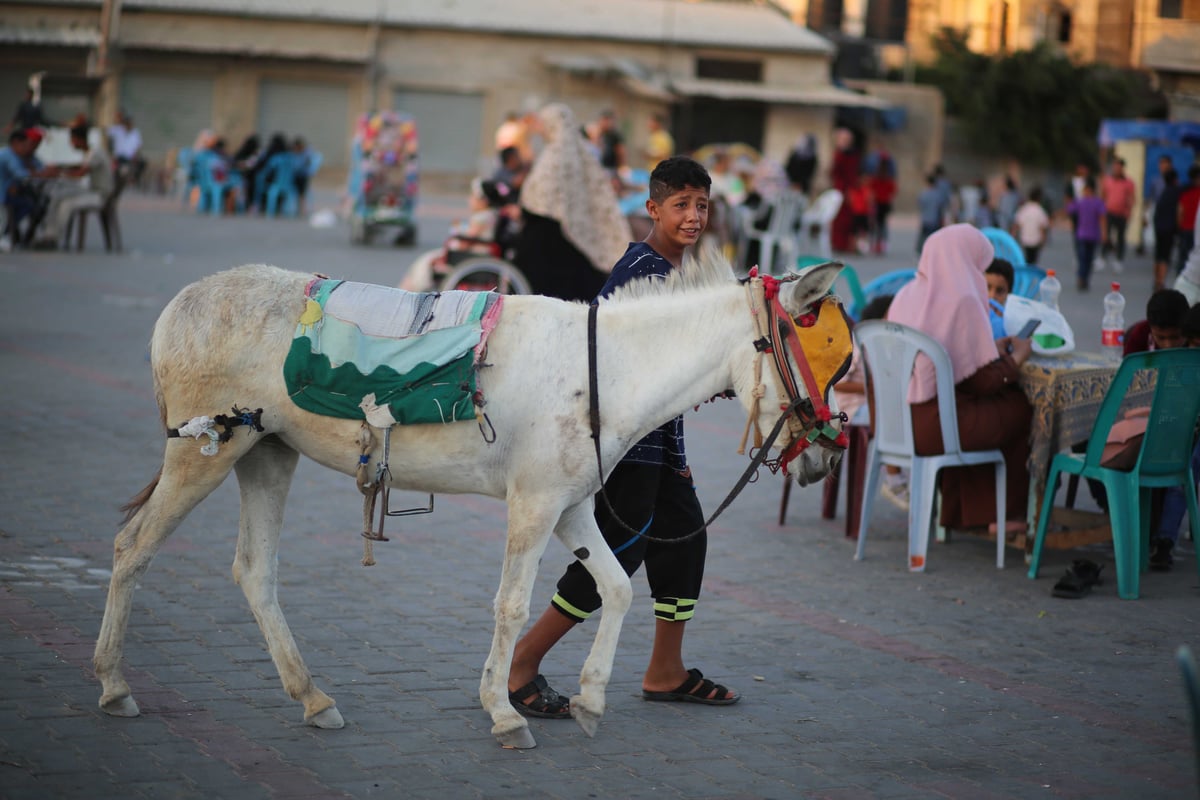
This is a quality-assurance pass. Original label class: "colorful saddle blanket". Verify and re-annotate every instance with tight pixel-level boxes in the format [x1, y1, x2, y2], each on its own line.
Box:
[283, 278, 503, 426]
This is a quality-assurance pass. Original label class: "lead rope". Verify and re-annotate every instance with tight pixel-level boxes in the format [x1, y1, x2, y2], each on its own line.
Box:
[587, 302, 801, 545]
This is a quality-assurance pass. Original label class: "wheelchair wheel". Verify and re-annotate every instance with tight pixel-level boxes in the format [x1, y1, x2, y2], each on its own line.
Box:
[438, 257, 532, 295]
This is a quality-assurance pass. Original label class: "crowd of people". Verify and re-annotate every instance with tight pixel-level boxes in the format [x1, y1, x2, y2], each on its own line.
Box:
[0, 114, 120, 252]
[183, 129, 319, 216]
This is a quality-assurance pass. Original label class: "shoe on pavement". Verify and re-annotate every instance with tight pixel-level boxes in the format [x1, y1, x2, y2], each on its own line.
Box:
[1111, 259, 1124, 274]
[1093, 257, 1106, 272]
[0, 235, 11, 253]
[1149, 537, 1174, 571]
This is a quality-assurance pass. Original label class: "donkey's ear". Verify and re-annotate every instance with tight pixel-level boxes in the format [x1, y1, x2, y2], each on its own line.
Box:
[779, 261, 843, 314]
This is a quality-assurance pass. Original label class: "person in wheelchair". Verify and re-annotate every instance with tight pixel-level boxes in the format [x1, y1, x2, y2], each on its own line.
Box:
[442, 178, 517, 265]
[398, 177, 519, 292]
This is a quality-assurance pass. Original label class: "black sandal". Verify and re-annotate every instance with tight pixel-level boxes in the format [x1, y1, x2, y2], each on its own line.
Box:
[509, 674, 570, 719]
[642, 668, 740, 706]
[1052, 559, 1104, 599]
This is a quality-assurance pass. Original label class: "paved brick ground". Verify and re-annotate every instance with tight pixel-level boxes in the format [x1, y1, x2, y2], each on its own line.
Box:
[1, 190, 1197, 799]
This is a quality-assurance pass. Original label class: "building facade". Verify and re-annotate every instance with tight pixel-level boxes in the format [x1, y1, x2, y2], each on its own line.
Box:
[1, 0, 903, 186]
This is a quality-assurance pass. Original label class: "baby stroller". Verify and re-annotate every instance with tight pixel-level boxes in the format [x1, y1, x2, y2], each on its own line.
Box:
[348, 111, 419, 246]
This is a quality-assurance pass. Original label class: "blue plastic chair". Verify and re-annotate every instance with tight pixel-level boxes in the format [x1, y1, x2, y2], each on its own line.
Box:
[258, 152, 300, 217]
[1012, 265, 1047, 299]
[860, 268, 915, 305]
[1027, 349, 1200, 599]
[176, 147, 196, 209]
[981, 226, 1026, 266]
[192, 151, 243, 216]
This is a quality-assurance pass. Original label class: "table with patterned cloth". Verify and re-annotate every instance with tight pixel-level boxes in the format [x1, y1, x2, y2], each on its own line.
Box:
[1018, 352, 1156, 538]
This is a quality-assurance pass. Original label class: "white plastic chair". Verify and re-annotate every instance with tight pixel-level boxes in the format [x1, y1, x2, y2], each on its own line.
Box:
[853, 320, 1007, 571]
[799, 188, 843, 260]
[735, 189, 808, 275]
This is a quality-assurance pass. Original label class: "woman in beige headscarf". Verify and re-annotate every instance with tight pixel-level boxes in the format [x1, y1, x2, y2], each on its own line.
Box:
[513, 103, 632, 301]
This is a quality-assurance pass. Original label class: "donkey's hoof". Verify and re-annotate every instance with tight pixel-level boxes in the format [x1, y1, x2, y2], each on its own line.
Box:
[495, 724, 537, 750]
[100, 695, 140, 718]
[306, 705, 344, 729]
[570, 697, 601, 738]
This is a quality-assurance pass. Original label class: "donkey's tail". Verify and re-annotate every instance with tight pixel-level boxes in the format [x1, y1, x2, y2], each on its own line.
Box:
[120, 467, 162, 524]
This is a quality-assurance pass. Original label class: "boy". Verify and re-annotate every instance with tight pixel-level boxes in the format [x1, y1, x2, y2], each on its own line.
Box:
[1124, 288, 1188, 355]
[508, 156, 737, 719]
[985, 258, 1014, 340]
[1067, 176, 1106, 291]
[1150, 302, 1200, 570]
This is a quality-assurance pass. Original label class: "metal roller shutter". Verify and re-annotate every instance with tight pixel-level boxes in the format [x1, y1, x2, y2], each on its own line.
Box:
[393, 88, 483, 176]
[119, 73, 215, 160]
[258, 80, 349, 169]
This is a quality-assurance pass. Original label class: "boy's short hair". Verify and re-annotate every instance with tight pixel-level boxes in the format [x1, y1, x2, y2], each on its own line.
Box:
[985, 258, 1014, 292]
[1147, 288, 1189, 328]
[1182, 303, 1200, 340]
[69, 123, 90, 142]
[1163, 168, 1178, 185]
[859, 294, 893, 322]
[648, 156, 711, 203]
[9, 129, 28, 144]
[498, 145, 519, 163]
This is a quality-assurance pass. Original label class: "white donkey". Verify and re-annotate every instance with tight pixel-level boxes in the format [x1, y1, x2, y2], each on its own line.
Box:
[94, 251, 845, 749]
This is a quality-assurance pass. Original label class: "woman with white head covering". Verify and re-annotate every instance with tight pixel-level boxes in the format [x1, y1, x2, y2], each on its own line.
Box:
[512, 103, 633, 301]
[887, 224, 1033, 534]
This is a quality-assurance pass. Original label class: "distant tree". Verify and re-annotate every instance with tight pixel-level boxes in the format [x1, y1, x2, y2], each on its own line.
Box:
[911, 29, 1166, 168]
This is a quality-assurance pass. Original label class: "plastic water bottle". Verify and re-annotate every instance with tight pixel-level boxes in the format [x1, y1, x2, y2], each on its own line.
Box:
[1101, 281, 1125, 363]
[1038, 269, 1061, 311]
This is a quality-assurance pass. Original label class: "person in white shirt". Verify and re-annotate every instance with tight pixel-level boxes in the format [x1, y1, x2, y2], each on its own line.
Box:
[107, 110, 144, 185]
[42, 122, 114, 246]
[1012, 186, 1050, 266]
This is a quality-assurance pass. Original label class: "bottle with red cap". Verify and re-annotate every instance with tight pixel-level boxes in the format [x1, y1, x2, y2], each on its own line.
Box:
[1038, 269, 1061, 311]
[1101, 281, 1125, 363]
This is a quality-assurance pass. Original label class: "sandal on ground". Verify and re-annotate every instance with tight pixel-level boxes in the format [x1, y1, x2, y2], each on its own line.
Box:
[642, 668, 740, 706]
[509, 674, 570, 719]
[1052, 559, 1104, 599]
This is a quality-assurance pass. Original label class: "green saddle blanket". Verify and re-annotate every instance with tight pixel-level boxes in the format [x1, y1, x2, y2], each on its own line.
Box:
[283, 277, 503, 425]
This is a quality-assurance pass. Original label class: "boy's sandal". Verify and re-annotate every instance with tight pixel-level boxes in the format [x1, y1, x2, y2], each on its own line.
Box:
[642, 668, 740, 706]
[509, 674, 570, 719]
[1052, 559, 1104, 599]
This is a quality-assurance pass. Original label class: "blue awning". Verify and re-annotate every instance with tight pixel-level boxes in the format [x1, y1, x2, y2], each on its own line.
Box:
[1098, 119, 1200, 148]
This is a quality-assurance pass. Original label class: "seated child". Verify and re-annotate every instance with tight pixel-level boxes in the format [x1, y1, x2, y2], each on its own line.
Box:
[444, 178, 512, 262]
[1081, 289, 1191, 514]
[833, 294, 909, 509]
[1123, 288, 1189, 354]
[398, 179, 517, 293]
[985, 258, 1014, 340]
[1150, 302, 1200, 570]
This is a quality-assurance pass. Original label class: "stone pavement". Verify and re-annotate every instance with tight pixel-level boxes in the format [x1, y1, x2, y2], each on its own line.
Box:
[1, 190, 1197, 799]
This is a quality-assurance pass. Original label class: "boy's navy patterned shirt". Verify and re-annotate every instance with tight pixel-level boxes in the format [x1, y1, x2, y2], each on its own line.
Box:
[597, 242, 687, 471]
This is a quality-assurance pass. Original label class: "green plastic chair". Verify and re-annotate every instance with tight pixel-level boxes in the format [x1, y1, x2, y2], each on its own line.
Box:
[798, 256, 865, 319]
[1178, 645, 1200, 787]
[1027, 349, 1200, 599]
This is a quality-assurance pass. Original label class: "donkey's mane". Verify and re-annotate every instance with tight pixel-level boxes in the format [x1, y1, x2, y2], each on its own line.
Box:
[600, 241, 739, 304]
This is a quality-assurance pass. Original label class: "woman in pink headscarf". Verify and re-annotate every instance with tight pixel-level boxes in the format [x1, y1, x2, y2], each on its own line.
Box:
[887, 224, 1033, 535]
